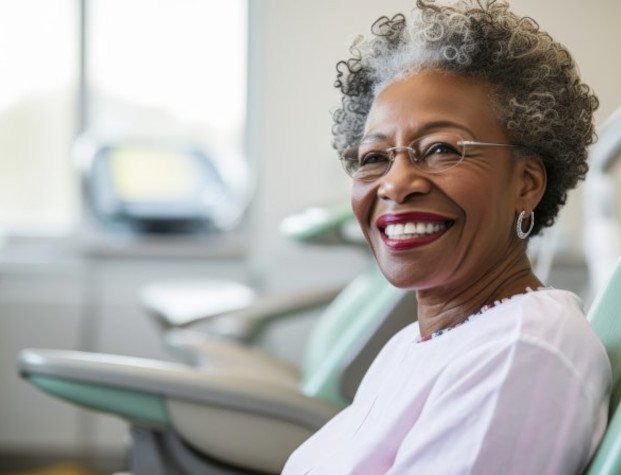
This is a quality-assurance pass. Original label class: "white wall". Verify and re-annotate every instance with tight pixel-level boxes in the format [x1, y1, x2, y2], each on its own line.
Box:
[248, 0, 621, 283]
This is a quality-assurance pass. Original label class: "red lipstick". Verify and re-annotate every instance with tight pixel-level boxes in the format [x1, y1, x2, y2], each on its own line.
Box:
[375, 212, 453, 251]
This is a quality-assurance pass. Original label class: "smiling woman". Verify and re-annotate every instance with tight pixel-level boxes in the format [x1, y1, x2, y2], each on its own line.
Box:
[283, 1, 611, 474]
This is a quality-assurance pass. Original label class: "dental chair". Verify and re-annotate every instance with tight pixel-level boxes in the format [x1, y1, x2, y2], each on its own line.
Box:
[17, 224, 417, 474]
[586, 256, 621, 474]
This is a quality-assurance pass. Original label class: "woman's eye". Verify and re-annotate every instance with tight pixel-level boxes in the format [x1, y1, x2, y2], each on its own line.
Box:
[360, 152, 389, 166]
[424, 142, 461, 157]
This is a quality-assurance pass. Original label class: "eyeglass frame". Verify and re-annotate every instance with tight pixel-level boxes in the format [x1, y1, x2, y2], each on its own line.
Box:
[339, 133, 518, 181]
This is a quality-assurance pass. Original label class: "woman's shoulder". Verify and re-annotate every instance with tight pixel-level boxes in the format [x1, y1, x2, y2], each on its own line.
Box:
[470, 287, 611, 393]
[481, 287, 587, 337]
[500, 287, 592, 341]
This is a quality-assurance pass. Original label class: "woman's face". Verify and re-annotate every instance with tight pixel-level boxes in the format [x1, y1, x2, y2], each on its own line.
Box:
[352, 70, 533, 292]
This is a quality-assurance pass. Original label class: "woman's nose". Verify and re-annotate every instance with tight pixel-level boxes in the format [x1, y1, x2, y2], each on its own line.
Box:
[377, 151, 432, 203]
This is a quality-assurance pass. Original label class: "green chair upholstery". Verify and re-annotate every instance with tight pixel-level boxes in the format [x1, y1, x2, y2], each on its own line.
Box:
[586, 257, 621, 474]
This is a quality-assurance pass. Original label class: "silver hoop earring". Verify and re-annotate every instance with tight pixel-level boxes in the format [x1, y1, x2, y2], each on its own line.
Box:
[516, 210, 535, 240]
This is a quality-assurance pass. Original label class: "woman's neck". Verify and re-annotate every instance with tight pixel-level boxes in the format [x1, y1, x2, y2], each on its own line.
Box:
[415, 250, 543, 338]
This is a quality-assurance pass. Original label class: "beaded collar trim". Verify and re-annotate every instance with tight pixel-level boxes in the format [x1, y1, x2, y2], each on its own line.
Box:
[416, 286, 547, 343]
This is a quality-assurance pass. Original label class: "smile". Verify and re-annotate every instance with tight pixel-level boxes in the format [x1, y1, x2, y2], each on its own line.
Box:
[376, 212, 454, 250]
[385, 222, 447, 239]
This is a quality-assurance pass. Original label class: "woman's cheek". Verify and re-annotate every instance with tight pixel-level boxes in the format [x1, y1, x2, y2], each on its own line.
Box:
[350, 182, 378, 250]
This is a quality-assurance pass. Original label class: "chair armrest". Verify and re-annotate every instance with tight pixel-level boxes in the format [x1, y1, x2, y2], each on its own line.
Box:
[163, 329, 300, 384]
[148, 283, 344, 342]
[141, 279, 257, 329]
[197, 284, 344, 342]
[18, 348, 339, 431]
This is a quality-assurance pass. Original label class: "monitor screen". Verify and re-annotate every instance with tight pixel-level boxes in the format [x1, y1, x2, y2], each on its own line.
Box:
[108, 146, 201, 202]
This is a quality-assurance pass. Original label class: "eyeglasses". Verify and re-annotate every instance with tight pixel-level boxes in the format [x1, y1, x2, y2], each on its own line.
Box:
[340, 132, 516, 181]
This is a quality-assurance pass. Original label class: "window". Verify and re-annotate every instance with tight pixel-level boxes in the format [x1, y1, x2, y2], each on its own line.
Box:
[0, 0, 248, 235]
[0, 0, 78, 234]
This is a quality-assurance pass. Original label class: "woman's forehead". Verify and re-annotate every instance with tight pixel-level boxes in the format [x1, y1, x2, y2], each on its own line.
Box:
[364, 70, 504, 141]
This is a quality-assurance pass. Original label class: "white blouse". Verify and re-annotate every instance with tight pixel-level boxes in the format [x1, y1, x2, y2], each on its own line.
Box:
[283, 289, 611, 474]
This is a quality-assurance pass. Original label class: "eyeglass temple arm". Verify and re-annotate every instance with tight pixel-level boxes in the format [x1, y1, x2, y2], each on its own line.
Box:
[461, 140, 516, 148]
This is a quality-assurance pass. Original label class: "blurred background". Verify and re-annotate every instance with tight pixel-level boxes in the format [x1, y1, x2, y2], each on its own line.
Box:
[1, 0, 621, 473]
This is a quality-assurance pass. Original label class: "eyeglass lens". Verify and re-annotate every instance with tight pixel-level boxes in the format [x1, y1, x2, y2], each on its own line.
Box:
[341, 132, 466, 180]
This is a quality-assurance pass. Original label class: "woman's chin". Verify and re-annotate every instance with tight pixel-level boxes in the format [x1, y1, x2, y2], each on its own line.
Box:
[376, 265, 426, 290]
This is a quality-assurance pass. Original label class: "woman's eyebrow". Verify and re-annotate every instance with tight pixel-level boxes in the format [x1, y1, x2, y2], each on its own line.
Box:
[360, 132, 388, 144]
[422, 120, 476, 137]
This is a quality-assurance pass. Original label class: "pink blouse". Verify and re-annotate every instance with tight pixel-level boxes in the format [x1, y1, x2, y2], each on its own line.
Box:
[283, 289, 611, 474]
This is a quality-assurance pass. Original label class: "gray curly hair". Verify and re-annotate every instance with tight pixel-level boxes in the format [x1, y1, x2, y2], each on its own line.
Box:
[332, 0, 598, 236]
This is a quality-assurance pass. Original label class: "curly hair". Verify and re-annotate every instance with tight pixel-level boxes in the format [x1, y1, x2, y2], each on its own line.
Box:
[332, 0, 598, 236]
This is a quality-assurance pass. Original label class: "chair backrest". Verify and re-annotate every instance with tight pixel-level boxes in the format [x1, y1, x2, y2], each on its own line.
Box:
[586, 256, 621, 474]
[300, 266, 417, 406]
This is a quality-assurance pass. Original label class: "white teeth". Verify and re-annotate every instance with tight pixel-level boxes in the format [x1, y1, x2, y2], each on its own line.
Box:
[404, 223, 416, 234]
[384, 221, 447, 239]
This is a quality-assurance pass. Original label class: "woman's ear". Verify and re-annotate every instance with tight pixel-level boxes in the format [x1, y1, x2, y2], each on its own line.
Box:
[516, 155, 547, 212]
